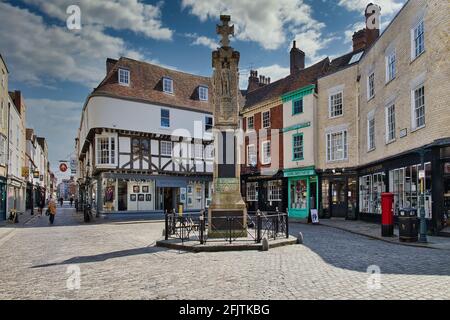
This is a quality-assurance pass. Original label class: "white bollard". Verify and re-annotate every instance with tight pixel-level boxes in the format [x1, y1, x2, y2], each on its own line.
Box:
[261, 237, 269, 251]
[297, 232, 304, 244]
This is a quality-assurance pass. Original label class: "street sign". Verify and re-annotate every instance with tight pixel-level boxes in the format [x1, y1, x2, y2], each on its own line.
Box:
[59, 162, 68, 172]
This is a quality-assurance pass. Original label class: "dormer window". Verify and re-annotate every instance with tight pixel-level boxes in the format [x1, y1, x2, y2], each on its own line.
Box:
[199, 86, 208, 101]
[118, 68, 130, 86]
[163, 77, 173, 94]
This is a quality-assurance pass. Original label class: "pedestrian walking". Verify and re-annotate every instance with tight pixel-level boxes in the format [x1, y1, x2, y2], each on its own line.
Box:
[59, 197, 64, 207]
[48, 196, 57, 225]
[38, 197, 45, 217]
[70, 197, 74, 207]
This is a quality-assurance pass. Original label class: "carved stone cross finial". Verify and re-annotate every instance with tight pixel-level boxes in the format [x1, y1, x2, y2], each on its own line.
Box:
[216, 15, 234, 48]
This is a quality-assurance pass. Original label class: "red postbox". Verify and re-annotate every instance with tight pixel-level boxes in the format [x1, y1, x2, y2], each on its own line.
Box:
[381, 192, 394, 237]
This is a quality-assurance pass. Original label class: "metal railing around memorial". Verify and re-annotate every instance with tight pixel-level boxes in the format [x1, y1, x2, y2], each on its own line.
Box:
[164, 209, 289, 244]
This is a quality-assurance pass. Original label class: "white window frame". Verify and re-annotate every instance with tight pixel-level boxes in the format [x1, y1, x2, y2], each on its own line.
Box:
[205, 116, 213, 132]
[411, 20, 425, 61]
[95, 135, 116, 166]
[385, 103, 396, 143]
[268, 180, 282, 201]
[247, 116, 254, 130]
[262, 111, 270, 129]
[199, 86, 208, 101]
[367, 72, 375, 100]
[193, 144, 203, 159]
[329, 91, 343, 118]
[160, 141, 172, 157]
[246, 182, 258, 202]
[163, 77, 173, 94]
[118, 68, 130, 86]
[0, 135, 6, 166]
[160, 108, 170, 128]
[247, 144, 257, 166]
[261, 140, 271, 165]
[386, 50, 396, 83]
[411, 84, 425, 130]
[326, 130, 348, 162]
[367, 112, 375, 151]
[1, 70, 5, 88]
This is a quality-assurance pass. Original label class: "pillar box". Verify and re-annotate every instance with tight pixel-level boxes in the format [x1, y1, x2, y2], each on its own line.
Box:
[381, 192, 394, 237]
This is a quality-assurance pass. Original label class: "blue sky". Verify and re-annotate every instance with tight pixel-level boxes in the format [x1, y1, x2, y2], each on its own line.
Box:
[0, 0, 406, 180]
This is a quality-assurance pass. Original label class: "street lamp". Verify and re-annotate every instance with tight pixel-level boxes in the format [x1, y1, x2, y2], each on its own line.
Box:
[84, 161, 91, 222]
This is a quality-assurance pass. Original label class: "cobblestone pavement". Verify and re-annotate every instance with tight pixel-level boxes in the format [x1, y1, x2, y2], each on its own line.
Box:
[0, 206, 449, 300]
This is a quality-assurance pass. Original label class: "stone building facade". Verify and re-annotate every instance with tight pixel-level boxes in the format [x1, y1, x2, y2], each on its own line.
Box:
[315, 0, 450, 232]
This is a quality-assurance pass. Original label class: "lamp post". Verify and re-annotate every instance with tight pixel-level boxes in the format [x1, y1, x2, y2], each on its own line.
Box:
[84, 161, 91, 222]
[418, 148, 429, 243]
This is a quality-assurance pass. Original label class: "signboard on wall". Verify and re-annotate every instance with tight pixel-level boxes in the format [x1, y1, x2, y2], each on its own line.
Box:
[21, 167, 29, 178]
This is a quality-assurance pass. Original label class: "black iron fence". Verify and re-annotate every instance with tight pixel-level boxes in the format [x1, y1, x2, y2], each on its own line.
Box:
[164, 210, 289, 244]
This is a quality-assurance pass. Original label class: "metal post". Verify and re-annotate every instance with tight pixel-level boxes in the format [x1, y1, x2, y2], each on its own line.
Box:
[419, 149, 428, 243]
[199, 211, 204, 244]
[256, 210, 262, 243]
[285, 213, 289, 239]
[228, 217, 232, 244]
[164, 209, 169, 240]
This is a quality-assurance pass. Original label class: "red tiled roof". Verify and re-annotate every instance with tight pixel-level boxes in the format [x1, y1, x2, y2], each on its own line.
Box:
[243, 58, 330, 110]
[93, 57, 213, 113]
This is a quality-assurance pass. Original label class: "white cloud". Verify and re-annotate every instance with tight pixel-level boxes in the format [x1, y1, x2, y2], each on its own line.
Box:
[181, 0, 325, 51]
[337, 0, 405, 16]
[21, 0, 173, 40]
[185, 33, 218, 50]
[292, 29, 336, 62]
[0, 2, 145, 88]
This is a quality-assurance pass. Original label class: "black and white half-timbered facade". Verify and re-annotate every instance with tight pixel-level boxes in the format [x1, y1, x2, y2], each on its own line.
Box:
[76, 57, 214, 214]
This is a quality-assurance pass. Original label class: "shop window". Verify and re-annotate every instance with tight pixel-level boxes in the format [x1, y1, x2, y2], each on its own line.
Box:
[103, 179, 116, 212]
[246, 182, 258, 201]
[268, 180, 282, 201]
[321, 179, 330, 215]
[359, 173, 385, 214]
[290, 180, 307, 210]
[389, 163, 431, 218]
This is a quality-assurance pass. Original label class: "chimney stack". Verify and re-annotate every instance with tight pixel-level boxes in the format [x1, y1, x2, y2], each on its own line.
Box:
[247, 70, 260, 93]
[290, 41, 305, 75]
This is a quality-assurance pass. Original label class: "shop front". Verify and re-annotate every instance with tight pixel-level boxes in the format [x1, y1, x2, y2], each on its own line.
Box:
[357, 147, 439, 230]
[96, 172, 212, 214]
[242, 172, 287, 213]
[0, 177, 6, 220]
[319, 170, 358, 219]
[284, 167, 318, 219]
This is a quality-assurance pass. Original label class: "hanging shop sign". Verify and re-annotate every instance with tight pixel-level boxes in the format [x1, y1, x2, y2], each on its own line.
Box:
[33, 171, 40, 178]
[59, 162, 68, 172]
[70, 155, 77, 174]
[21, 167, 30, 178]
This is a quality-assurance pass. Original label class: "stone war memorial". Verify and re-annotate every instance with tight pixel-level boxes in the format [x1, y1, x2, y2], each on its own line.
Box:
[156, 15, 295, 252]
[208, 15, 247, 238]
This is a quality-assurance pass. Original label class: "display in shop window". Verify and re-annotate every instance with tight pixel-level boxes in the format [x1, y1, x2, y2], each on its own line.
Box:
[146, 194, 151, 202]
[138, 194, 144, 201]
[142, 186, 149, 193]
[133, 185, 140, 193]
[130, 194, 136, 201]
